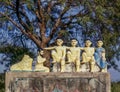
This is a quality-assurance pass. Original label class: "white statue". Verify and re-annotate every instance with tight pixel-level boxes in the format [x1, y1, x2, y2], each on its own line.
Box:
[44, 38, 66, 72]
[66, 38, 81, 72]
[35, 50, 50, 72]
[10, 55, 33, 71]
[81, 40, 95, 72]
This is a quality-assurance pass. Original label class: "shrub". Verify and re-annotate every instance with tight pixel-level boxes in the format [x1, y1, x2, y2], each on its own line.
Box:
[111, 82, 120, 92]
[0, 73, 5, 92]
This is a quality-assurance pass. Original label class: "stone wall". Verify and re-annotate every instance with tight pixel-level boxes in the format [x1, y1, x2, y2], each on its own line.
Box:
[5, 72, 111, 92]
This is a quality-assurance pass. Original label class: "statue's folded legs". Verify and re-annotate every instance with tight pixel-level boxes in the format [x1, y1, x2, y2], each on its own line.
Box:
[67, 51, 80, 72]
[81, 40, 96, 72]
[51, 50, 65, 72]
[82, 52, 95, 72]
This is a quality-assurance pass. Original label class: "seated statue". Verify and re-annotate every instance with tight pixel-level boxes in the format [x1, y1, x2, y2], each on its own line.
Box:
[94, 40, 107, 72]
[81, 40, 95, 72]
[34, 50, 50, 72]
[44, 38, 66, 72]
[66, 38, 81, 72]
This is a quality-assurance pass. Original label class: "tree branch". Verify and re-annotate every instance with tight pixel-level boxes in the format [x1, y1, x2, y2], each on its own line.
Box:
[16, 0, 32, 32]
[49, 1, 71, 40]
[37, 0, 47, 42]
[0, 12, 27, 35]
[21, 6, 33, 29]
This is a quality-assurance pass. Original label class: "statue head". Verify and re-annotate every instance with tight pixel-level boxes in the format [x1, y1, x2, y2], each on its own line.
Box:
[38, 50, 44, 56]
[70, 38, 78, 47]
[23, 54, 29, 58]
[97, 40, 103, 47]
[56, 38, 63, 46]
[85, 40, 92, 47]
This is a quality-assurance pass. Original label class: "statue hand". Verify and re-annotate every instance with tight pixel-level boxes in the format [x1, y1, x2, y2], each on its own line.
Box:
[61, 57, 65, 60]
[102, 57, 106, 61]
[44, 48, 47, 50]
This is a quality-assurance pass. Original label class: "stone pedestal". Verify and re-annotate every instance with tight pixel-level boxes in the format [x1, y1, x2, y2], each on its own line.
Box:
[5, 72, 111, 92]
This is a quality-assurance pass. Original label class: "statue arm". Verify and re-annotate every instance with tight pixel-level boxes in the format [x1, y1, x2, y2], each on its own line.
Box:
[79, 47, 84, 50]
[60, 46, 66, 59]
[37, 56, 46, 63]
[44, 46, 55, 50]
[101, 49, 106, 60]
[63, 50, 66, 59]
[64, 46, 69, 49]
[91, 48, 95, 55]
[37, 60, 44, 63]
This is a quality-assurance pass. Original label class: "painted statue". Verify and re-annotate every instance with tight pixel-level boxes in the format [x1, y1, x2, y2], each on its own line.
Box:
[81, 40, 95, 72]
[10, 54, 33, 71]
[94, 40, 107, 72]
[44, 38, 66, 72]
[66, 38, 81, 72]
[34, 50, 50, 72]
[10, 39, 108, 73]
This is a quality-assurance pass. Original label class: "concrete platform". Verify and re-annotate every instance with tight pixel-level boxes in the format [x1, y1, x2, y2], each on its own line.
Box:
[5, 72, 111, 92]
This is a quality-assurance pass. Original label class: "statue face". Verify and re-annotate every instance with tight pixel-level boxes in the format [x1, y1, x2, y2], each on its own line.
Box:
[38, 50, 44, 55]
[97, 41, 103, 47]
[71, 39, 77, 46]
[85, 40, 92, 47]
[56, 39, 63, 46]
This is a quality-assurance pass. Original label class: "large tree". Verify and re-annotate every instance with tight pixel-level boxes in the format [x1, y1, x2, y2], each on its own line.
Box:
[0, 0, 82, 48]
[0, 0, 120, 69]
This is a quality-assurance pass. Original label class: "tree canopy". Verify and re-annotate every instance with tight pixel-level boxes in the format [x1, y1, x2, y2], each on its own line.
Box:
[0, 0, 120, 69]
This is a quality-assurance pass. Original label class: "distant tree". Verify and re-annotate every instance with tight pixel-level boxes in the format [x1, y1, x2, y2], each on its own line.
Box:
[0, 46, 34, 65]
[0, 0, 119, 69]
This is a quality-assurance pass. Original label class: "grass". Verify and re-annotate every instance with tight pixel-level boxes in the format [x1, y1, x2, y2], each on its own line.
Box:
[111, 82, 120, 92]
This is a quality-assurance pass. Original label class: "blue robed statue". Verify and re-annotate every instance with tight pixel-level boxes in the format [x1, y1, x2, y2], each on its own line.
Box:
[94, 40, 107, 72]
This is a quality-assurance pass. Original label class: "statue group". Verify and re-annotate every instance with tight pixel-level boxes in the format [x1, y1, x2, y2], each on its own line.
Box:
[10, 38, 107, 73]
[43, 38, 107, 72]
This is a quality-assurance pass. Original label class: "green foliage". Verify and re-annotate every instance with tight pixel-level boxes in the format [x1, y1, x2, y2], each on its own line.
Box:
[0, 46, 34, 65]
[25, 0, 34, 10]
[0, 16, 8, 22]
[78, 0, 120, 68]
[0, 74, 5, 92]
[111, 82, 120, 92]
[58, 30, 69, 37]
